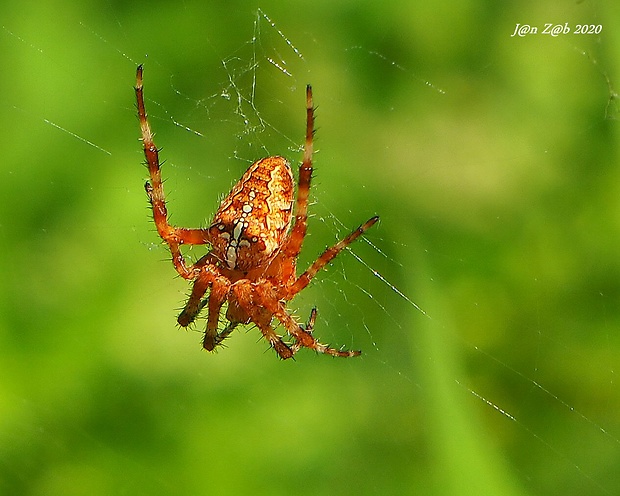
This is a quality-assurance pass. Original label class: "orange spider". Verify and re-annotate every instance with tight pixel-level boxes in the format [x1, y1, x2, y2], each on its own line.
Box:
[135, 65, 378, 359]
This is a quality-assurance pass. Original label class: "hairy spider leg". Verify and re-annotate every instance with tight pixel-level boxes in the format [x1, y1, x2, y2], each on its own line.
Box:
[277, 85, 315, 285]
[177, 253, 219, 327]
[304, 307, 317, 333]
[290, 216, 379, 297]
[178, 271, 243, 351]
[230, 281, 295, 359]
[177, 276, 210, 328]
[207, 321, 239, 350]
[135, 65, 211, 280]
[289, 307, 317, 355]
[268, 217, 376, 357]
[202, 278, 231, 350]
[265, 298, 361, 358]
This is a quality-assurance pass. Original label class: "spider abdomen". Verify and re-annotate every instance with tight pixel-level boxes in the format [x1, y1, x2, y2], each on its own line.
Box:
[209, 156, 294, 272]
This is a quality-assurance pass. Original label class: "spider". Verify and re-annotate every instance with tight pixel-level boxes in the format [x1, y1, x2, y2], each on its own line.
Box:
[135, 65, 378, 359]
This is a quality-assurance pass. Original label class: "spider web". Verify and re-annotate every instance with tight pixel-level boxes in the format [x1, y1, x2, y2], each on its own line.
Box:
[1, 3, 619, 496]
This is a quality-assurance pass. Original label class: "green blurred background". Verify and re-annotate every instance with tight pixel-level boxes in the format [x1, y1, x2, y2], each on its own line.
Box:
[1, 1, 619, 495]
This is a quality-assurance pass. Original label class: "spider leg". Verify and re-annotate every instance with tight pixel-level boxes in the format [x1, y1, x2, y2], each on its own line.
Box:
[202, 278, 230, 351]
[178, 275, 210, 328]
[269, 301, 360, 358]
[256, 320, 295, 360]
[290, 216, 379, 297]
[209, 321, 239, 349]
[282, 85, 315, 263]
[176, 264, 238, 352]
[136, 65, 211, 280]
[251, 286, 359, 358]
[304, 307, 317, 334]
[289, 307, 317, 355]
[177, 254, 219, 327]
[230, 282, 295, 359]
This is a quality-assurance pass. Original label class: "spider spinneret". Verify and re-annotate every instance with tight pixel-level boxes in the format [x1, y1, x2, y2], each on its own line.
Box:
[135, 64, 378, 359]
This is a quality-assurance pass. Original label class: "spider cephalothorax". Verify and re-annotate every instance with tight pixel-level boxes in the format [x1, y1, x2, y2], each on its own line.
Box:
[135, 65, 377, 359]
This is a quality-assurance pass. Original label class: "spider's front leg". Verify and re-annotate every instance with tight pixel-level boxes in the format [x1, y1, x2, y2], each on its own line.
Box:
[135, 65, 211, 280]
